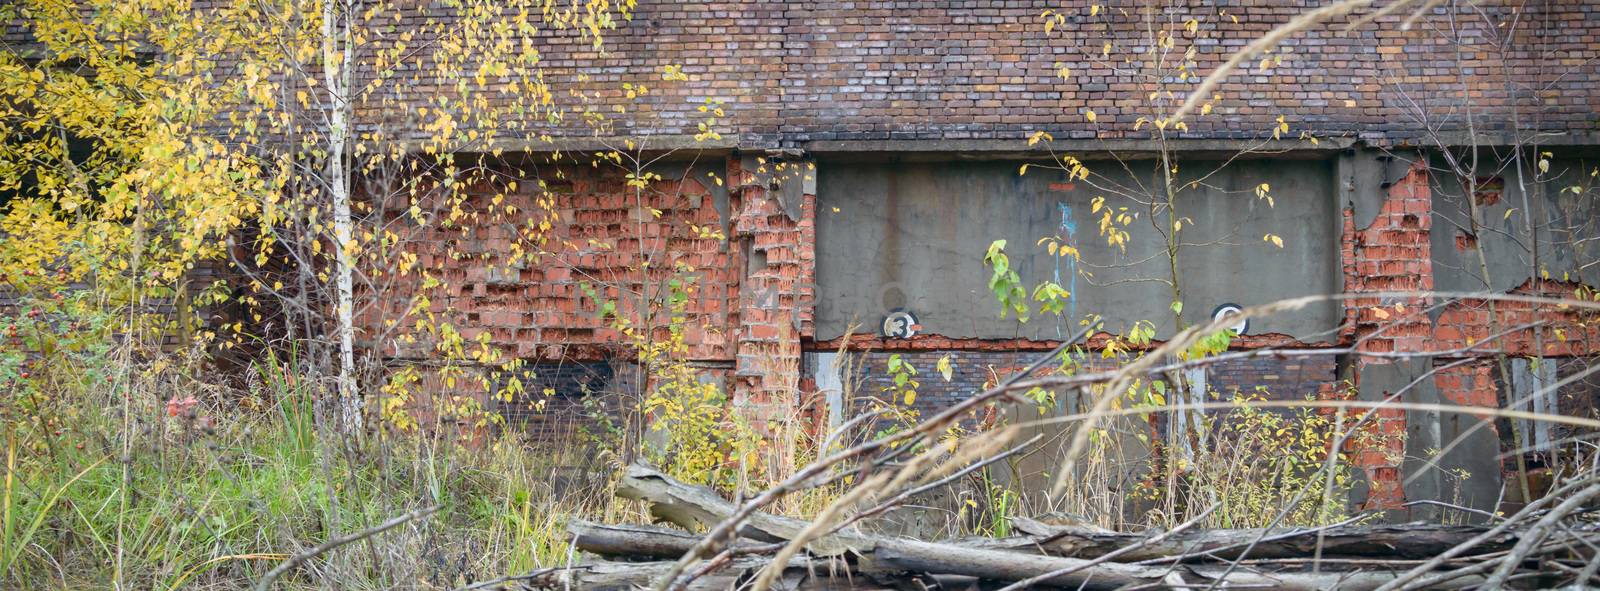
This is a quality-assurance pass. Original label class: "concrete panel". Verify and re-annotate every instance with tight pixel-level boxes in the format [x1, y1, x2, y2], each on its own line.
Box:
[1340, 148, 1394, 230]
[814, 158, 1343, 341]
[1357, 360, 1502, 522]
[1430, 155, 1600, 293]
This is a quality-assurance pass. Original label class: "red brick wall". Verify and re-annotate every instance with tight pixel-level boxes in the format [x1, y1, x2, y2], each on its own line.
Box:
[359, 164, 741, 364]
[359, 155, 826, 432]
[729, 156, 817, 430]
[1434, 279, 1600, 357]
[1332, 159, 1432, 509]
[1341, 159, 1435, 354]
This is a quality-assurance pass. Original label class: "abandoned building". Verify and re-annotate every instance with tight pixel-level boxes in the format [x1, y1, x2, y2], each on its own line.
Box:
[344, 1, 1600, 517]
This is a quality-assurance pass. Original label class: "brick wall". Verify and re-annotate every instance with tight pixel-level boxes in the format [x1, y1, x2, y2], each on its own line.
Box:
[729, 157, 816, 431]
[357, 155, 825, 435]
[357, 164, 741, 364]
[1433, 279, 1600, 357]
[11, 2, 1596, 144]
[344, 0, 1600, 145]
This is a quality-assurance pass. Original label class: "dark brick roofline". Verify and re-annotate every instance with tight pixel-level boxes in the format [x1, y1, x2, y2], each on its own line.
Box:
[12, 1, 1600, 146]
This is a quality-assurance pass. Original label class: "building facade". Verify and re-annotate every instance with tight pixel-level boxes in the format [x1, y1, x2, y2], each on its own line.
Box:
[360, 0, 1600, 515]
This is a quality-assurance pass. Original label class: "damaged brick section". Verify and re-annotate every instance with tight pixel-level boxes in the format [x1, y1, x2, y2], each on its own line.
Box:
[361, 165, 739, 364]
[1337, 159, 1434, 510]
[358, 154, 829, 435]
[1341, 159, 1435, 354]
[1433, 278, 1600, 357]
[357, 157, 766, 432]
[729, 156, 817, 432]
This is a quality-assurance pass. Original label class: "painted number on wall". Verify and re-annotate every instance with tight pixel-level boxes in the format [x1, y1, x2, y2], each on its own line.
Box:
[882, 309, 920, 339]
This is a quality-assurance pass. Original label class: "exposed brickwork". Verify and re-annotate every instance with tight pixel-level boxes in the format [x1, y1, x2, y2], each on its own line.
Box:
[1336, 158, 1435, 509]
[1313, 377, 1409, 511]
[1433, 360, 1500, 419]
[728, 157, 817, 429]
[352, 155, 824, 434]
[1341, 159, 1434, 356]
[842, 350, 1062, 422]
[1433, 279, 1600, 357]
[1207, 356, 1339, 402]
[357, 164, 741, 364]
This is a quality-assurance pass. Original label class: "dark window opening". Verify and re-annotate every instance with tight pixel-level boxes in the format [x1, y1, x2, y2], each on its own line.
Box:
[494, 361, 614, 427]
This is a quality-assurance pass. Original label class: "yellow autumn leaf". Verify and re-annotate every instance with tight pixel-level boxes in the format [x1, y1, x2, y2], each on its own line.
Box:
[1085, 110, 1098, 123]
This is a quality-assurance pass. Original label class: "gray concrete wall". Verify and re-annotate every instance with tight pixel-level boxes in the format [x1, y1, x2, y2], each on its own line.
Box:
[814, 158, 1344, 341]
[1430, 155, 1600, 293]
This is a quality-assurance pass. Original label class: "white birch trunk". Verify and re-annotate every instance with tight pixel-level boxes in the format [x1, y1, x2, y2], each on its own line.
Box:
[322, 0, 361, 433]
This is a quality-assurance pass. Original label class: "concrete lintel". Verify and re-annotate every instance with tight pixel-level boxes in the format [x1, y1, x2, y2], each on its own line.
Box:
[393, 133, 1600, 160]
[1382, 130, 1600, 151]
[803, 137, 1357, 158]
[395, 135, 742, 156]
[391, 131, 1600, 157]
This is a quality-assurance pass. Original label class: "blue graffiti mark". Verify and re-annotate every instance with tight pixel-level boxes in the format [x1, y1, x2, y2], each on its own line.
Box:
[1058, 202, 1078, 237]
[1054, 203, 1079, 338]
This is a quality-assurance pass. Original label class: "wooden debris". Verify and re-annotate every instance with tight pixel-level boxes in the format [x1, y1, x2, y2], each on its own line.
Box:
[463, 465, 1593, 590]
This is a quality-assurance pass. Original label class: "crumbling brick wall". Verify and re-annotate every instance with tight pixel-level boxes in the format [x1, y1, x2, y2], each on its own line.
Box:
[729, 156, 816, 433]
[358, 164, 740, 364]
[356, 161, 743, 435]
[1336, 158, 1436, 509]
[358, 155, 823, 437]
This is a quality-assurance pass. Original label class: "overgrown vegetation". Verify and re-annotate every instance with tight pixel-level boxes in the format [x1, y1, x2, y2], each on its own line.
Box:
[0, 333, 640, 589]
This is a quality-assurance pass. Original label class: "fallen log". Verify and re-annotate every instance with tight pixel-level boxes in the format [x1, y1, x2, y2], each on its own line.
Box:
[495, 556, 886, 591]
[567, 519, 1498, 590]
[603, 464, 1486, 591]
[1008, 516, 1518, 562]
[616, 463, 872, 556]
[570, 521, 776, 559]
